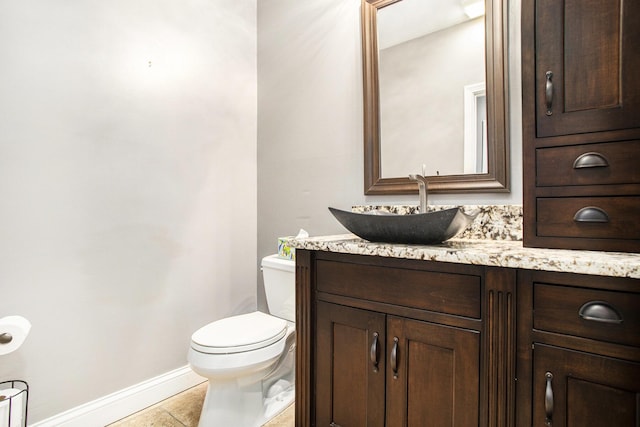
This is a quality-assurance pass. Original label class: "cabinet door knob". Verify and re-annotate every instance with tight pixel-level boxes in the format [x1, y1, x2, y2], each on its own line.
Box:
[370, 332, 379, 372]
[390, 337, 399, 379]
[545, 71, 554, 116]
[572, 152, 609, 169]
[545, 372, 554, 426]
[579, 301, 624, 324]
[573, 206, 609, 223]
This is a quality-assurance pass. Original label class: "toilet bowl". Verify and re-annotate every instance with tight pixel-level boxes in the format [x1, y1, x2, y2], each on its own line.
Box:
[188, 255, 296, 427]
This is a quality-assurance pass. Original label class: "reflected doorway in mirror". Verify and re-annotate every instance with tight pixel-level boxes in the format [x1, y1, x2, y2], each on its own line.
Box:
[463, 82, 487, 174]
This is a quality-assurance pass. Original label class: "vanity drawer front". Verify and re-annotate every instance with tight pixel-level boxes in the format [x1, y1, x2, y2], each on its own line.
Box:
[533, 283, 640, 347]
[536, 196, 640, 239]
[315, 260, 482, 319]
[536, 140, 640, 187]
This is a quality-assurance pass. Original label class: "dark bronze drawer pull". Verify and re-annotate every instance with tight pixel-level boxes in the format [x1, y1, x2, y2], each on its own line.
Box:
[545, 71, 554, 115]
[545, 372, 554, 426]
[573, 206, 609, 223]
[579, 301, 624, 324]
[391, 337, 399, 379]
[370, 332, 379, 372]
[572, 152, 609, 169]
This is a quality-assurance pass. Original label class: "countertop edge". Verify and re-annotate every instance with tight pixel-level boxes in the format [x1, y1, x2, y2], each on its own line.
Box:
[285, 235, 640, 279]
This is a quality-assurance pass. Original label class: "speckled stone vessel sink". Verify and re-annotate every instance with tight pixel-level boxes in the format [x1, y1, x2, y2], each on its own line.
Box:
[328, 207, 479, 245]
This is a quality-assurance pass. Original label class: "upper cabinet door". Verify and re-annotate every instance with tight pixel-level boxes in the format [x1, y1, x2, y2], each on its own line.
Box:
[535, 0, 640, 138]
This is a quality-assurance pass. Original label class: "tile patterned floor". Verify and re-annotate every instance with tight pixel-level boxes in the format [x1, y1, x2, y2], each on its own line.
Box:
[107, 382, 294, 426]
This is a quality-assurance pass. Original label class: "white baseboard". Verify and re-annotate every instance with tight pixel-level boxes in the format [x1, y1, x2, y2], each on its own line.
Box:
[30, 365, 206, 427]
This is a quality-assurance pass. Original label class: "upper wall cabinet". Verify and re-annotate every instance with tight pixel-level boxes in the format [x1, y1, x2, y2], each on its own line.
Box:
[522, 0, 640, 252]
[534, 0, 640, 139]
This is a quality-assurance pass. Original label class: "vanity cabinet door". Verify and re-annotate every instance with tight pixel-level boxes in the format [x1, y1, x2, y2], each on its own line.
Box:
[315, 301, 386, 427]
[534, 0, 640, 138]
[533, 344, 640, 426]
[385, 316, 480, 427]
[315, 302, 481, 427]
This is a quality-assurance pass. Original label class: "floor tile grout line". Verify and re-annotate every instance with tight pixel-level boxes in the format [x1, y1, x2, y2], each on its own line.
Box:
[164, 408, 188, 427]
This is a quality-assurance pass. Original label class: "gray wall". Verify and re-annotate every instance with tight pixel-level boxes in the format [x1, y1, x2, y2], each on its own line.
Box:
[256, 0, 522, 310]
[257, 0, 366, 308]
[0, 0, 257, 422]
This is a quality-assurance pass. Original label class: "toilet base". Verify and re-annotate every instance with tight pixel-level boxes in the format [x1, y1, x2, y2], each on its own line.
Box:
[197, 377, 294, 427]
[198, 379, 263, 426]
[263, 378, 295, 420]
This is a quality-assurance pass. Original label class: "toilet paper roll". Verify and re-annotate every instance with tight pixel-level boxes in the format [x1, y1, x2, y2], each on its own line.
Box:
[0, 388, 25, 427]
[0, 316, 31, 356]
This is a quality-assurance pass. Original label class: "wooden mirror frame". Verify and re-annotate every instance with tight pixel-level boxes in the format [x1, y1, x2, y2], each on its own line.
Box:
[362, 0, 510, 195]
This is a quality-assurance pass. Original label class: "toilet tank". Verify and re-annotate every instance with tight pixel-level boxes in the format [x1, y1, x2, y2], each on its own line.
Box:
[261, 254, 295, 322]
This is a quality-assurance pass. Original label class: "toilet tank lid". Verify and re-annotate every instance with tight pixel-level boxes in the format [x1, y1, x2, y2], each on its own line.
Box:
[261, 254, 294, 272]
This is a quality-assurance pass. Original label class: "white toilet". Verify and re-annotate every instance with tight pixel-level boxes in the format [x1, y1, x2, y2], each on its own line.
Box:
[188, 254, 296, 427]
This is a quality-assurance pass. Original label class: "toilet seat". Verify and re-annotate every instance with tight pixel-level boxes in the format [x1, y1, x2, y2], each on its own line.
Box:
[191, 311, 287, 354]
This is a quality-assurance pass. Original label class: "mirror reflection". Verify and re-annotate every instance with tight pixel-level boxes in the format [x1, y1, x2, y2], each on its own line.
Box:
[378, 0, 487, 177]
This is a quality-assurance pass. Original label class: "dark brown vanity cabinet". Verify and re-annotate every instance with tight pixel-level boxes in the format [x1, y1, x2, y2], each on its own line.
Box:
[517, 270, 640, 426]
[295, 250, 516, 427]
[522, 0, 640, 252]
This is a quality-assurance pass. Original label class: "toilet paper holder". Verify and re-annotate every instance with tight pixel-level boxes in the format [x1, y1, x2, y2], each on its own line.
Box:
[0, 316, 31, 356]
[0, 380, 28, 427]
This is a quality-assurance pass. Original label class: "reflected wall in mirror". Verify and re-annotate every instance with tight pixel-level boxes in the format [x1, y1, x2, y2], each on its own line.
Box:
[362, 0, 510, 194]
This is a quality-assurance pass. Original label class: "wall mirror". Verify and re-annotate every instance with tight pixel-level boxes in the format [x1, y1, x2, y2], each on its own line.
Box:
[362, 0, 510, 194]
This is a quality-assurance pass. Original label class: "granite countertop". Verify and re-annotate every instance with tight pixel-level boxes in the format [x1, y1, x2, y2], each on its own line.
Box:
[286, 235, 640, 279]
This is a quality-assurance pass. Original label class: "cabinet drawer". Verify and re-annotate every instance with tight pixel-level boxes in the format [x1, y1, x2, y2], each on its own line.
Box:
[536, 140, 640, 187]
[315, 260, 481, 319]
[537, 196, 640, 239]
[533, 283, 640, 347]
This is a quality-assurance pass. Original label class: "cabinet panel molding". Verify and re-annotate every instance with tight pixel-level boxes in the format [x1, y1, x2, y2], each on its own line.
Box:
[294, 249, 313, 426]
[484, 267, 517, 427]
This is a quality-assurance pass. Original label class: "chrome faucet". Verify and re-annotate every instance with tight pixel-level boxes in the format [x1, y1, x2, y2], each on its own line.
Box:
[408, 174, 429, 213]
